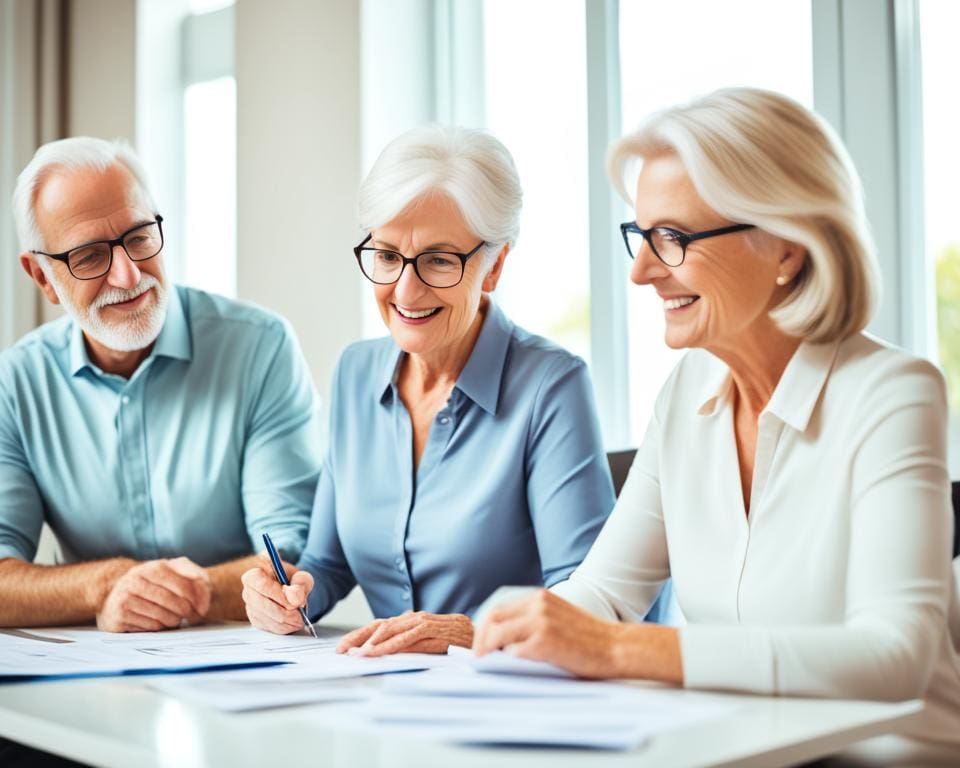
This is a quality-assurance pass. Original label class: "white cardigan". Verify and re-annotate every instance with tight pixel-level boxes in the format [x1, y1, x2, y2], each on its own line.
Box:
[554, 333, 960, 760]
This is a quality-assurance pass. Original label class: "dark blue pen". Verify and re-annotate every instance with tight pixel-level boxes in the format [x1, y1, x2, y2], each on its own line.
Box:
[262, 533, 318, 639]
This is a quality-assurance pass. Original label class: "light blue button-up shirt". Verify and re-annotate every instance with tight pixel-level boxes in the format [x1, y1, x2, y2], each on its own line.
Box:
[0, 286, 321, 566]
[299, 300, 615, 620]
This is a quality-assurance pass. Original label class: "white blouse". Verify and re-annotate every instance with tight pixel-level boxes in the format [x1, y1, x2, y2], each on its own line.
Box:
[554, 333, 960, 760]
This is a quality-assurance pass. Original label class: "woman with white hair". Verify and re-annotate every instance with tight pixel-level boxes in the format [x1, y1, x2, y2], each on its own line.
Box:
[473, 88, 960, 764]
[241, 125, 615, 655]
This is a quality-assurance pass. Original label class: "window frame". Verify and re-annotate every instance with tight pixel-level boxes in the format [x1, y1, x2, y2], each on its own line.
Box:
[135, 0, 235, 288]
[430, 0, 931, 449]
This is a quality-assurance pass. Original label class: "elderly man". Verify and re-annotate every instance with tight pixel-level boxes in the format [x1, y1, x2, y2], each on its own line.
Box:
[0, 137, 321, 631]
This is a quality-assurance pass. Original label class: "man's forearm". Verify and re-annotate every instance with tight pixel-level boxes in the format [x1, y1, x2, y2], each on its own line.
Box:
[0, 557, 135, 627]
[205, 555, 261, 621]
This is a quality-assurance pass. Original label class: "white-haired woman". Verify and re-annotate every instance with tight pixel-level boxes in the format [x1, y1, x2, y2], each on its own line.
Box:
[473, 88, 960, 764]
[240, 125, 615, 655]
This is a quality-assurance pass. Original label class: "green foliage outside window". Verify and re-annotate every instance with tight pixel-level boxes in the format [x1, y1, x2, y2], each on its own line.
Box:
[936, 243, 960, 412]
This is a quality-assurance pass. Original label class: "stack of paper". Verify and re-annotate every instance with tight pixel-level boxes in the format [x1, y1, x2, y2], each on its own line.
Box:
[0, 626, 286, 681]
[145, 647, 463, 711]
[2, 626, 741, 750]
[0, 625, 441, 685]
[328, 661, 740, 750]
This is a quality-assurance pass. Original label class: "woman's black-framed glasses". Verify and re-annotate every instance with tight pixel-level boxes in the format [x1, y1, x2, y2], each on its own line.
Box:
[31, 216, 165, 280]
[619, 221, 754, 267]
[353, 234, 486, 289]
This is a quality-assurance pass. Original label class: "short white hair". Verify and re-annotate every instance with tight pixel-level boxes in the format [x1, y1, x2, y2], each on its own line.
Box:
[358, 125, 522, 253]
[609, 88, 880, 344]
[12, 136, 157, 253]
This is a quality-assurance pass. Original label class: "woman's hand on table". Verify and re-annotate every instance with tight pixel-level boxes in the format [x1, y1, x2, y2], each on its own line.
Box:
[472, 588, 683, 683]
[337, 611, 473, 656]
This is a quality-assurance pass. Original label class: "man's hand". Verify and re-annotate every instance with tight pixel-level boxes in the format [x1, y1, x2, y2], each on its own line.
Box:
[96, 556, 212, 632]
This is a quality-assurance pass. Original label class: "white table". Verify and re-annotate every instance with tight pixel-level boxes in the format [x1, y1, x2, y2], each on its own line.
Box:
[0, 657, 923, 768]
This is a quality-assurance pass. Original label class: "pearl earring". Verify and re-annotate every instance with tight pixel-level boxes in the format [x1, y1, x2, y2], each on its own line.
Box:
[776, 275, 789, 286]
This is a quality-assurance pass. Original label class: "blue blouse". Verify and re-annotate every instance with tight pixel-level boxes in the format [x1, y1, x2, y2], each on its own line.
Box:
[299, 300, 615, 620]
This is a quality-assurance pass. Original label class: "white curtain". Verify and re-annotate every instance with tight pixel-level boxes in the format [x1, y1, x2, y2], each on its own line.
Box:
[0, 0, 67, 563]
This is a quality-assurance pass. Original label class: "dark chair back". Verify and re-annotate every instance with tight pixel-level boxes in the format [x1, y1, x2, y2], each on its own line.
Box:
[607, 449, 638, 498]
[952, 481, 959, 559]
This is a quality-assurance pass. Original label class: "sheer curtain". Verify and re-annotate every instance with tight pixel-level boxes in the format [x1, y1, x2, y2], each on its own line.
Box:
[0, 0, 68, 564]
[0, 0, 67, 351]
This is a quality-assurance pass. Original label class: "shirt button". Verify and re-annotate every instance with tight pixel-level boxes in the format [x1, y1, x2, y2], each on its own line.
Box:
[438, 415, 450, 425]
[122, 395, 131, 404]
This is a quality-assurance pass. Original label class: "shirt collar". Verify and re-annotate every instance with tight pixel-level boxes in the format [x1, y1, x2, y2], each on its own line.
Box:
[377, 299, 513, 416]
[696, 340, 841, 433]
[151, 286, 192, 363]
[69, 285, 192, 377]
[764, 340, 840, 432]
[68, 321, 90, 376]
[455, 300, 512, 415]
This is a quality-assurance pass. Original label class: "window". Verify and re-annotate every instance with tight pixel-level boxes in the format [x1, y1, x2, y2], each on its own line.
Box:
[181, 1, 236, 297]
[360, 1, 941, 456]
[136, 0, 236, 298]
[482, 0, 591, 363]
[618, 0, 813, 442]
[183, 76, 237, 297]
[921, 0, 960, 477]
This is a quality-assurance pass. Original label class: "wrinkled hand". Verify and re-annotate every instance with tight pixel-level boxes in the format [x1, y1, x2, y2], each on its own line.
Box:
[472, 588, 623, 678]
[96, 556, 212, 632]
[337, 611, 473, 656]
[240, 555, 314, 635]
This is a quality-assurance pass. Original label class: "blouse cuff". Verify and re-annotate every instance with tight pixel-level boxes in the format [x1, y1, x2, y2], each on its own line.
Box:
[680, 624, 777, 695]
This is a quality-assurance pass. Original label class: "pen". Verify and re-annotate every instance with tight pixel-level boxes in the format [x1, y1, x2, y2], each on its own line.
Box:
[261, 532, 319, 639]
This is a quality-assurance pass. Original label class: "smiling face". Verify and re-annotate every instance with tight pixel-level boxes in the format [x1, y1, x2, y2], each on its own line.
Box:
[370, 193, 505, 361]
[22, 162, 169, 354]
[629, 152, 795, 352]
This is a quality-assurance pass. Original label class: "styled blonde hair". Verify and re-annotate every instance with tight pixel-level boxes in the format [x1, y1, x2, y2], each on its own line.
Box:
[358, 124, 522, 256]
[609, 87, 880, 343]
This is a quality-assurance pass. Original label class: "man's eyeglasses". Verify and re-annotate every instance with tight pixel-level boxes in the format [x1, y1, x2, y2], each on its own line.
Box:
[353, 234, 486, 289]
[619, 221, 754, 267]
[31, 216, 165, 280]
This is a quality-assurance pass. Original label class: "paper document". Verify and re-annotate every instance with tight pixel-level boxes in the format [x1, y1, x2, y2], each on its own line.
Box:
[146, 650, 461, 711]
[0, 626, 286, 681]
[0, 624, 441, 685]
[446, 645, 571, 677]
[326, 664, 741, 750]
[147, 668, 374, 711]
[381, 667, 629, 698]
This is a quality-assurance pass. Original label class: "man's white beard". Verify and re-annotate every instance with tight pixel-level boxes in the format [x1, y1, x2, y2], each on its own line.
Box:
[48, 271, 169, 353]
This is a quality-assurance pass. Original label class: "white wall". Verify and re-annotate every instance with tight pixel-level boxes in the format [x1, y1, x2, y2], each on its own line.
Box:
[235, 0, 363, 405]
[67, 0, 136, 139]
[235, 0, 372, 625]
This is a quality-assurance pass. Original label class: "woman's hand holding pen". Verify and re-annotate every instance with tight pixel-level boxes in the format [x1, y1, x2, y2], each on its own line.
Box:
[337, 611, 473, 656]
[240, 555, 315, 635]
